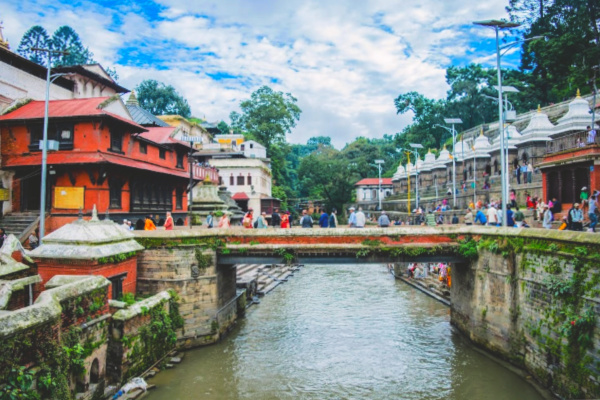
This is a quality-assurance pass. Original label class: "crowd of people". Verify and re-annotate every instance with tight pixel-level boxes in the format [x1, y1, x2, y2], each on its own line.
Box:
[407, 262, 451, 288]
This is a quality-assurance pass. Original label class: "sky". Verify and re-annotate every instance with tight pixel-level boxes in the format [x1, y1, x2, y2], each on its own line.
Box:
[1, 0, 518, 148]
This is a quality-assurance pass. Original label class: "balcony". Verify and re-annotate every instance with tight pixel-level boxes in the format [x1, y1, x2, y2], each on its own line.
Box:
[546, 131, 598, 154]
[192, 165, 219, 183]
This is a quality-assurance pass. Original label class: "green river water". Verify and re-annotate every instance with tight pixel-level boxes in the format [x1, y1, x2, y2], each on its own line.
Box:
[146, 264, 544, 400]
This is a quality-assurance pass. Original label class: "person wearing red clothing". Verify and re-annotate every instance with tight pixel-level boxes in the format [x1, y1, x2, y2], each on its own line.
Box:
[164, 212, 174, 230]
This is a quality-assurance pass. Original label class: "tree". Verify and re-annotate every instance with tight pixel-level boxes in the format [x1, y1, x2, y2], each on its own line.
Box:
[17, 25, 51, 65]
[51, 25, 94, 66]
[136, 80, 191, 118]
[298, 147, 356, 216]
[217, 121, 230, 134]
[229, 85, 301, 156]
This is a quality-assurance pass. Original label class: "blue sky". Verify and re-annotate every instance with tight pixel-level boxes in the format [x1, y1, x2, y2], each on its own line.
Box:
[1, 0, 517, 147]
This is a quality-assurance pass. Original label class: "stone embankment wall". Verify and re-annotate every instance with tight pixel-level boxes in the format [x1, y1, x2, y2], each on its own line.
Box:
[135, 242, 240, 348]
[108, 291, 177, 384]
[452, 230, 600, 399]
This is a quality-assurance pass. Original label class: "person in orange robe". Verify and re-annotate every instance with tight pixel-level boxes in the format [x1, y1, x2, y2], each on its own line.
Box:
[144, 216, 156, 231]
[280, 212, 290, 228]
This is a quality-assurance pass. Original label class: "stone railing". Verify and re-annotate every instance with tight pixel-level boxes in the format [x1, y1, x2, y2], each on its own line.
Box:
[546, 130, 599, 154]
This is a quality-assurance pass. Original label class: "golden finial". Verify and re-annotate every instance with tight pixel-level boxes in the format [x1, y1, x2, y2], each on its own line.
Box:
[0, 21, 9, 49]
[443, 144, 447, 150]
[576, 88, 581, 98]
[537, 104, 541, 113]
[480, 126, 484, 136]
[427, 148, 431, 153]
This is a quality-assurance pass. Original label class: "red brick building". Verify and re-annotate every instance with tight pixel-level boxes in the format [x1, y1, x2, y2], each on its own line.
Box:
[0, 96, 217, 231]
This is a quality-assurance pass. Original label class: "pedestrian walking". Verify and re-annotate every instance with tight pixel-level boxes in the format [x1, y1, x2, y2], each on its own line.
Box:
[515, 163, 521, 185]
[164, 212, 174, 230]
[319, 210, 329, 228]
[329, 209, 338, 228]
[588, 195, 598, 232]
[206, 211, 214, 229]
[527, 162, 533, 184]
[218, 212, 231, 228]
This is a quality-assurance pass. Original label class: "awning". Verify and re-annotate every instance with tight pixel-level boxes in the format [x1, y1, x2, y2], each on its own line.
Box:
[232, 192, 249, 200]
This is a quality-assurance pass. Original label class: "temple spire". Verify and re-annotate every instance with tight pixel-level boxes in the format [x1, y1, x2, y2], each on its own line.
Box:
[0, 20, 9, 49]
[126, 90, 139, 106]
[537, 104, 541, 113]
[576, 88, 581, 98]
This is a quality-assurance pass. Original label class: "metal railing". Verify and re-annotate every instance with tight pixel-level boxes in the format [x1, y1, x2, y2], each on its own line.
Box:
[546, 131, 598, 154]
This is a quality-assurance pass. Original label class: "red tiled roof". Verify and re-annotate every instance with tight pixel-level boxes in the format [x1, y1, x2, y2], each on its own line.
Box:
[232, 192, 249, 200]
[354, 178, 393, 186]
[138, 127, 192, 149]
[3, 151, 190, 179]
[0, 97, 146, 132]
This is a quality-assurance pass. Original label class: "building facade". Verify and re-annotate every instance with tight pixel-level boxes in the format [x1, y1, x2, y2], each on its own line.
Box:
[0, 96, 216, 230]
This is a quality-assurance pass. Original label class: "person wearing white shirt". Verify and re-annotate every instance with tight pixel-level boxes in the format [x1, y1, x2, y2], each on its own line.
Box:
[487, 205, 498, 226]
[355, 207, 366, 228]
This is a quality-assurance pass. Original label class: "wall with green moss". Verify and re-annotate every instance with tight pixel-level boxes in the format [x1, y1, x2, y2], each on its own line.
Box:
[452, 234, 600, 399]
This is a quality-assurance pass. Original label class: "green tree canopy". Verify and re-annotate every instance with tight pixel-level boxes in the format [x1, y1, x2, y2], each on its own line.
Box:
[136, 79, 191, 118]
[51, 25, 94, 66]
[229, 85, 301, 156]
[17, 25, 51, 65]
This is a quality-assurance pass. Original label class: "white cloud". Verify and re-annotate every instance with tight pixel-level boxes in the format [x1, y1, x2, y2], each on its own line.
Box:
[0, 0, 510, 147]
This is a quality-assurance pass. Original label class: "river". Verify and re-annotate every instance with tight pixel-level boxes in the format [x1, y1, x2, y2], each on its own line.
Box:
[146, 264, 543, 400]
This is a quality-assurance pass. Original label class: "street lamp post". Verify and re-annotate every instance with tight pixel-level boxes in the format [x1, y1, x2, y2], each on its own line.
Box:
[400, 144, 423, 214]
[374, 159, 384, 211]
[30, 47, 69, 243]
[473, 20, 520, 227]
[441, 118, 463, 209]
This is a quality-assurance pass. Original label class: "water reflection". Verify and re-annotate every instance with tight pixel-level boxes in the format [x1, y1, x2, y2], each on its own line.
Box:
[147, 264, 542, 400]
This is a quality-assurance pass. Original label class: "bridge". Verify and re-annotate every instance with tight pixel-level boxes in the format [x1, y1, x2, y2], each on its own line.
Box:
[134, 226, 600, 399]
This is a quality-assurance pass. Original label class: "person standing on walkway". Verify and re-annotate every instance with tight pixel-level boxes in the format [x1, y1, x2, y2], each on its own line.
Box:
[510, 189, 517, 208]
[329, 209, 338, 228]
[378, 211, 391, 227]
[164, 212, 174, 230]
[588, 195, 598, 232]
[243, 209, 254, 229]
[319, 210, 329, 228]
[257, 212, 269, 228]
[355, 207, 366, 228]
[587, 125, 597, 144]
[542, 205, 553, 229]
[206, 211, 214, 229]
[527, 162, 534, 184]
[144, 216, 156, 231]
[271, 208, 281, 228]
[520, 164, 528, 185]
[487, 204, 498, 226]
[580, 187, 589, 215]
[570, 203, 584, 231]
[348, 207, 357, 227]
[280, 211, 290, 228]
[515, 163, 521, 185]
[464, 208, 474, 225]
[218, 212, 231, 228]
[300, 210, 313, 228]
[514, 207, 525, 228]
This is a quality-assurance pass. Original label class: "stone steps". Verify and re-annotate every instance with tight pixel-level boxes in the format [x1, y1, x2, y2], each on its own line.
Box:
[236, 263, 302, 299]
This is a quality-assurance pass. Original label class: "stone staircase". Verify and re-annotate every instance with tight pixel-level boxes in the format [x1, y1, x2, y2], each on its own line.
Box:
[0, 212, 39, 243]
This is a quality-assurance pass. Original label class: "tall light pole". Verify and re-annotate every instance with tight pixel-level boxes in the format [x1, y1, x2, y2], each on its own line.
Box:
[441, 118, 463, 208]
[410, 144, 424, 210]
[473, 20, 520, 227]
[374, 159, 384, 211]
[31, 47, 69, 242]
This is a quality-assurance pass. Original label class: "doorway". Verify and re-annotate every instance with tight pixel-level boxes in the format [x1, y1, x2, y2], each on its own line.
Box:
[20, 174, 41, 212]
